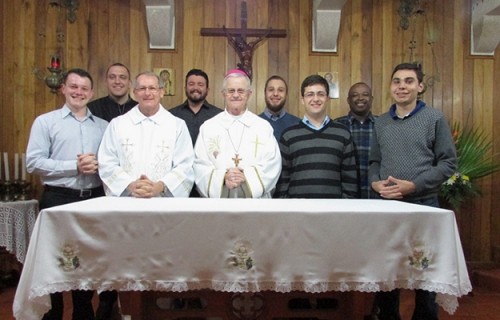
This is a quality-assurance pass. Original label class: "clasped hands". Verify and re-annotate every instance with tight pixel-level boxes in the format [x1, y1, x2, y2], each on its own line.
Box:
[128, 174, 164, 198]
[77, 153, 98, 175]
[225, 168, 245, 190]
[371, 175, 416, 199]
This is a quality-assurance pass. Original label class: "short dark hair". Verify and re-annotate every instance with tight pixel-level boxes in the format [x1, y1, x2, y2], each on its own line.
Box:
[185, 69, 209, 88]
[300, 75, 329, 96]
[106, 63, 131, 78]
[63, 68, 94, 88]
[391, 63, 424, 83]
[265, 75, 288, 93]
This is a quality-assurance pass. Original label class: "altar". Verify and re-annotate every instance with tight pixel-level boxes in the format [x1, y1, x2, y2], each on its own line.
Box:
[13, 197, 471, 319]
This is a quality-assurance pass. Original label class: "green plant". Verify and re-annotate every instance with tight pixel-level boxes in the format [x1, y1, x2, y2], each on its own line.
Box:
[440, 123, 500, 210]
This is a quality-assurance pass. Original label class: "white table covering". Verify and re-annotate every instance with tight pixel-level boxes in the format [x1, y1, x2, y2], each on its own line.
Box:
[0, 200, 38, 263]
[13, 197, 471, 319]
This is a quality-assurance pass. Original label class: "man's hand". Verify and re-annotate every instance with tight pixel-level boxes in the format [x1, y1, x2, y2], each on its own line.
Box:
[77, 153, 98, 175]
[371, 176, 416, 199]
[127, 174, 164, 198]
[224, 168, 246, 190]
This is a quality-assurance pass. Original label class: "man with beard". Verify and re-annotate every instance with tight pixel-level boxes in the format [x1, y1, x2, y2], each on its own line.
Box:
[259, 75, 300, 141]
[88, 63, 137, 122]
[334, 82, 376, 199]
[170, 69, 223, 145]
[170, 69, 222, 197]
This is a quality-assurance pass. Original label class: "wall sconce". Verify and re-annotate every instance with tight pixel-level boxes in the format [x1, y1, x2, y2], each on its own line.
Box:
[49, 0, 79, 23]
[33, 55, 64, 94]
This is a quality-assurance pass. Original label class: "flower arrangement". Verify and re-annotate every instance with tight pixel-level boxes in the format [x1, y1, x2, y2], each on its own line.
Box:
[440, 123, 500, 210]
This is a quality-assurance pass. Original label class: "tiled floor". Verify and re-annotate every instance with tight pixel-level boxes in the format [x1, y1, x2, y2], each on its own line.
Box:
[2, 286, 500, 319]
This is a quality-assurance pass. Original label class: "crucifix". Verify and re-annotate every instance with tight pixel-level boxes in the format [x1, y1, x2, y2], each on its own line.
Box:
[232, 154, 242, 167]
[201, 0, 287, 80]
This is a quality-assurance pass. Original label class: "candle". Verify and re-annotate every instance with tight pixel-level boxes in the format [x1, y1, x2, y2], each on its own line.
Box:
[3, 152, 9, 181]
[14, 153, 19, 180]
[50, 55, 61, 69]
[0, 152, 2, 180]
[22, 153, 27, 181]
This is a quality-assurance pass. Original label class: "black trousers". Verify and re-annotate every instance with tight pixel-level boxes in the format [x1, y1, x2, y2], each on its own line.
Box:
[40, 185, 104, 320]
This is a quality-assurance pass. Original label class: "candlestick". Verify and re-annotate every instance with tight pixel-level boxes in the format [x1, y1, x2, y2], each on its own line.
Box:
[50, 55, 61, 69]
[22, 153, 27, 181]
[14, 153, 19, 180]
[3, 152, 9, 181]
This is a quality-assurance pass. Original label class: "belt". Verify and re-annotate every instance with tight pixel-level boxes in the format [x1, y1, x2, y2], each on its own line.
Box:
[44, 185, 102, 198]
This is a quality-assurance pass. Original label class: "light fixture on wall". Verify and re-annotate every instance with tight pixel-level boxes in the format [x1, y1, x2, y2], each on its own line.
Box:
[48, 0, 79, 23]
[33, 55, 64, 93]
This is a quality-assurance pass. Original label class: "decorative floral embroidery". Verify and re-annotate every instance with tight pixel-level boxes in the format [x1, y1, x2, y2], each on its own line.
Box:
[58, 243, 80, 272]
[228, 240, 254, 270]
[408, 246, 431, 270]
[208, 136, 221, 159]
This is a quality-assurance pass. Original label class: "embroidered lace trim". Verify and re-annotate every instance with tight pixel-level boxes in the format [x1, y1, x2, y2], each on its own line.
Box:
[29, 279, 472, 315]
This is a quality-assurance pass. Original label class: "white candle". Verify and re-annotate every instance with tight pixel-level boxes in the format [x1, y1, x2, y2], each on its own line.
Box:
[0, 152, 2, 180]
[14, 153, 19, 180]
[22, 153, 27, 181]
[3, 152, 10, 181]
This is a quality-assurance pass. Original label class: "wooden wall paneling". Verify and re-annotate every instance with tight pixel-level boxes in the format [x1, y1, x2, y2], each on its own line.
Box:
[129, 0, 149, 85]
[19, 0, 37, 156]
[349, 0, 364, 86]
[451, 1, 466, 124]
[2, 0, 19, 158]
[423, 0, 443, 112]
[359, 0, 373, 86]
[440, 3, 455, 121]
[89, 0, 111, 98]
[251, 0, 270, 113]
[371, 0, 385, 116]
[65, 1, 90, 73]
[380, 0, 395, 109]
[109, 0, 133, 68]
[287, 0, 301, 118]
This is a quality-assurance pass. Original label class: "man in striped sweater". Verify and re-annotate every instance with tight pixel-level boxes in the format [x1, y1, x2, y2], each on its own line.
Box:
[274, 74, 359, 199]
[369, 63, 457, 320]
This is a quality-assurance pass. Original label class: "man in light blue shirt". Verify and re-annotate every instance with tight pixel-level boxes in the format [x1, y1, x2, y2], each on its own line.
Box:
[26, 68, 108, 320]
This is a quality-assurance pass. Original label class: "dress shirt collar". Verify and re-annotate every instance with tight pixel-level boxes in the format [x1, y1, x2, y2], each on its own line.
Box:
[262, 108, 287, 121]
[129, 104, 169, 125]
[302, 115, 330, 130]
[61, 104, 96, 122]
[346, 111, 376, 124]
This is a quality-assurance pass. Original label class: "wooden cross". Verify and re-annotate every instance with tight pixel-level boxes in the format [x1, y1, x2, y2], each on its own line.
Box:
[201, 0, 287, 80]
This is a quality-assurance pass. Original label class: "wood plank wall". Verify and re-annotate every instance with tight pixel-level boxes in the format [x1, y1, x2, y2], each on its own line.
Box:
[1, 0, 499, 263]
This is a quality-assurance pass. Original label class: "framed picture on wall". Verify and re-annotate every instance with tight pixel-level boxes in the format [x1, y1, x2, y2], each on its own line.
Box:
[319, 71, 339, 99]
[155, 68, 175, 96]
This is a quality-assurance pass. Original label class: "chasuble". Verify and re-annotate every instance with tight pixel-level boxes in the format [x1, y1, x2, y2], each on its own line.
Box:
[98, 106, 194, 197]
[194, 110, 281, 198]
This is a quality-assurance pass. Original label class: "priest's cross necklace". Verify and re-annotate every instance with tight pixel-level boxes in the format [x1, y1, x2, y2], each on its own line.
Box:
[226, 126, 245, 166]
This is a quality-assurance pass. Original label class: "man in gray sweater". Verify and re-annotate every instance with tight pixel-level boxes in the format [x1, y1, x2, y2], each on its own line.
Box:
[368, 63, 457, 320]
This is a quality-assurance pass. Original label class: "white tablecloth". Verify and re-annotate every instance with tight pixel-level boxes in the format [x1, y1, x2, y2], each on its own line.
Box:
[13, 197, 472, 319]
[0, 200, 38, 263]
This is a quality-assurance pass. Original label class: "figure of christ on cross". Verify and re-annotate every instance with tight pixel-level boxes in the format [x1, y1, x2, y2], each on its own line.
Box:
[200, 1, 286, 81]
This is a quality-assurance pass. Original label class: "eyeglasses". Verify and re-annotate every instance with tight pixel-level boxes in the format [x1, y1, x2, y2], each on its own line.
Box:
[135, 86, 161, 94]
[224, 88, 249, 96]
[303, 91, 327, 99]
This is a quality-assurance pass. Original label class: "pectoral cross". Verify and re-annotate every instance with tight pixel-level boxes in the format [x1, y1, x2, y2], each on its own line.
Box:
[232, 154, 242, 167]
[200, 0, 286, 80]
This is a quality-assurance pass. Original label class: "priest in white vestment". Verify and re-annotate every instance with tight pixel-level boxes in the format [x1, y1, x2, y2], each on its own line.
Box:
[194, 69, 281, 198]
[98, 71, 194, 197]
